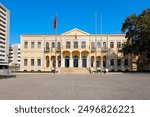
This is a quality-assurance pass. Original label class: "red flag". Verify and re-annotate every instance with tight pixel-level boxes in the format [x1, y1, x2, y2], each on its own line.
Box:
[53, 17, 57, 29]
[75, 33, 77, 39]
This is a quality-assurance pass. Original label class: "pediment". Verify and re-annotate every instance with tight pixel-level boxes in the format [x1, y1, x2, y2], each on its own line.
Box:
[62, 28, 89, 36]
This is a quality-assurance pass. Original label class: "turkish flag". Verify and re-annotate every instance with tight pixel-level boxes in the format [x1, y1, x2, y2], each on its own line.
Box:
[54, 17, 57, 29]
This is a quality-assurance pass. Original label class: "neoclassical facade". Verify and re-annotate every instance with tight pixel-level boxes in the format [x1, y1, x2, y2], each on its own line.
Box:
[20, 28, 133, 72]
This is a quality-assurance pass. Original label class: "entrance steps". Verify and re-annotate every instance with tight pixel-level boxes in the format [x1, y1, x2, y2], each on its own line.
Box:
[60, 68, 90, 74]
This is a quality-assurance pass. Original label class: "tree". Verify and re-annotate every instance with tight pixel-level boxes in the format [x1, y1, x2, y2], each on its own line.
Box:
[122, 9, 150, 59]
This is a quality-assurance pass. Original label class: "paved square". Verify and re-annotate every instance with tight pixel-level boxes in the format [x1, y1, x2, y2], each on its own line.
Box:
[0, 73, 150, 100]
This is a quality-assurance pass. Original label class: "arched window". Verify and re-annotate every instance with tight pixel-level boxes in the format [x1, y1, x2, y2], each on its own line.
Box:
[46, 61, 49, 67]
[46, 56, 49, 67]
[46, 42, 49, 50]
[52, 42, 55, 48]
[97, 42, 101, 48]
[91, 42, 95, 49]
[103, 42, 106, 49]
[96, 61, 100, 67]
[57, 42, 61, 49]
[103, 56, 107, 67]
[53, 61, 55, 67]
[91, 56, 94, 67]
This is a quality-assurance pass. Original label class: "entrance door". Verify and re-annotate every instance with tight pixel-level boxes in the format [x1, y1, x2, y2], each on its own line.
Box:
[65, 56, 69, 67]
[73, 56, 78, 67]
[82, 56, 87, 67]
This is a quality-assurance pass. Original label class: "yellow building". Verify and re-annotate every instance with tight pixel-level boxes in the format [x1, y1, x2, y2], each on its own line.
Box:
[20, 28, 133, 73]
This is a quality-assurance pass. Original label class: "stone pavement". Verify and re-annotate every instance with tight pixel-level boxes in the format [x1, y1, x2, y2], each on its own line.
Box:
[0, 73, 150, 100]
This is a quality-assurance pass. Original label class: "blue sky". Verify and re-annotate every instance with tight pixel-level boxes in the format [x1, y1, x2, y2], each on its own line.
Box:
[1, 0, 150, 44]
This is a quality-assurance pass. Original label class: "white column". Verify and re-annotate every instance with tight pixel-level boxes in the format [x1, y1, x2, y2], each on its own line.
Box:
[41, 57, 45, 71]
[114, 56, 117, 71]
[61, 54, 64, 67]
[79, 53, 82, 67]
[106, 48, 110, 70]
[49, 56, 51, 68]
[93, 56, 96, 67]
[87, 54, 90, 67]
[106, 57, 109, 70]
[56, 55, 58, 68]
[70, 53, 73, 67]
[44, 59, 46, 69]
[122, 58, 125, 71]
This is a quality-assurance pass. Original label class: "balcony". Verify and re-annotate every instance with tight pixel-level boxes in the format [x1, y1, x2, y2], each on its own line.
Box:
[49, 47, 61, 52]
[56, 47, 61, 52]
[44, 48, 50, 52]
[102, 47, 108, 52]
[91, 47, 96, 51]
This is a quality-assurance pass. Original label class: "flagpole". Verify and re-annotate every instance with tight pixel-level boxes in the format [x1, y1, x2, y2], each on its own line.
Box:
[54, 12, 57, 74]
[100, 15, 103, 74]
[95, 12, 97, 73]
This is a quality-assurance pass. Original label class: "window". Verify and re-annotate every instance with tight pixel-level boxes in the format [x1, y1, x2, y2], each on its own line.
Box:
[124, 59, 128, 66]
[57, 42, 61, 49]
[91, 42, 95, 49]
[117, 59, 121, 66]
[110, 59, 114, 66]
[38, 42, 41, 49]
[66, 41, 70, 49]
[31, 59, 34, 66]
[103, 42, 106, 48]
[46, 56, 49, 67]
[52, 42, 55, 48]
[24, 59, 28, 66]
[74, 41, 78, 49]
[117, 42, 121, 48]
[97, 42, 101, 48]
[37, 59, 41, 66]
[24, 42, 28, 49]
[31, 42, 35, 49]
[110, 42, 114, 48]
[46, 42, 49, 50]
[81, 41, 86, 49]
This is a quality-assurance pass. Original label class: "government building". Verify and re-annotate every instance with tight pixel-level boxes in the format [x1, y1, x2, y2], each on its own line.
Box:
[20, 28, 135, 73]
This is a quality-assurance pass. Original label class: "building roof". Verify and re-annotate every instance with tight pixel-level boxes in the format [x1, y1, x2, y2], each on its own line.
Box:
[21, 28, 125, 36]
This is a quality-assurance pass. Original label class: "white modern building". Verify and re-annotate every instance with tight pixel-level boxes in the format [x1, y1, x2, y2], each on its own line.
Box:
[0, 3, 10, 69]
[9, 44, 21, 68]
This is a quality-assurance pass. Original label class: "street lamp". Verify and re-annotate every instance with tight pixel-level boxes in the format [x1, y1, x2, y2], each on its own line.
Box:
[6, 54, 9, 78]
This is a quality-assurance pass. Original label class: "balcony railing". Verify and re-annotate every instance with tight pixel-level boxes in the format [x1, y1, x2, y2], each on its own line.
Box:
[102, 47, 108, 52]
[44, 48, 50, 52]
[56, 47, 61, 52]
[44, 47, 61, 52]
[91, 47, 96, 51]
[62, 45, 89, 50]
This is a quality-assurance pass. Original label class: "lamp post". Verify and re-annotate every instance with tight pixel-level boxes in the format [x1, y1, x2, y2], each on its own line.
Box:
[7, 54, 9, 78]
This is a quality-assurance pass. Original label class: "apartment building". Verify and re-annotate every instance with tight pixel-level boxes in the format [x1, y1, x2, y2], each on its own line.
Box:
[0, 3, 10, 69]
[9, 44, 21, 69]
